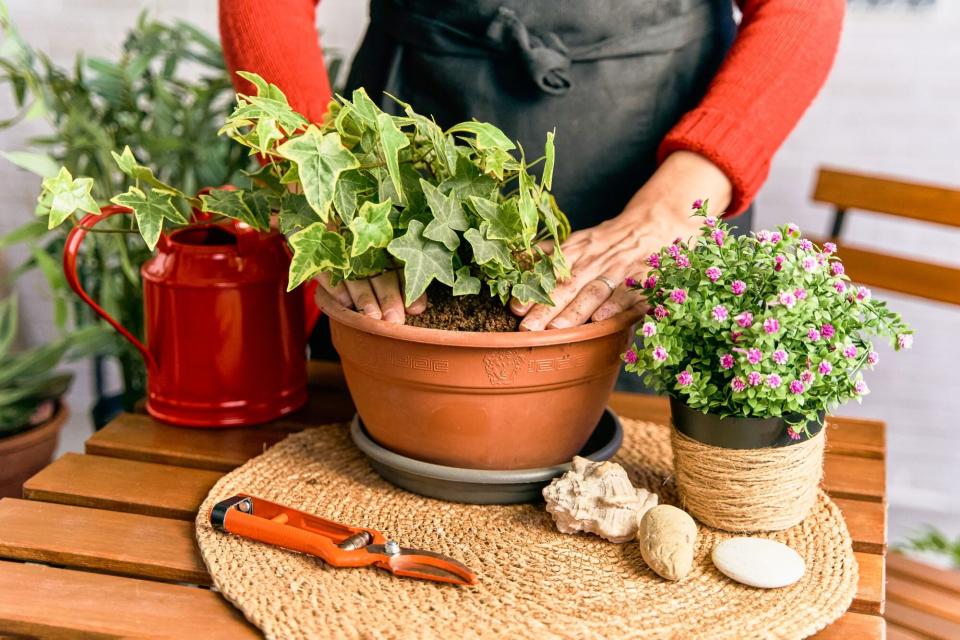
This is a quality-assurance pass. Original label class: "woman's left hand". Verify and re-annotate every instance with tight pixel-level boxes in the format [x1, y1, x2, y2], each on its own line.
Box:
[512, 150, 733, 331]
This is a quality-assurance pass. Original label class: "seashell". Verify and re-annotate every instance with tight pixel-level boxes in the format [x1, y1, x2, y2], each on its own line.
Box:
[637, 505, 698, 581]
[542, 456, 658, 543]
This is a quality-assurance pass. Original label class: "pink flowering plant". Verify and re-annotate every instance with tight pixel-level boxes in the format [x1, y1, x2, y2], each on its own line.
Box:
[624, 201, 913, 437]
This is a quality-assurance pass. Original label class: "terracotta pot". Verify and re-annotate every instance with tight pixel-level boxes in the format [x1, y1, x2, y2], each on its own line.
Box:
[317, 288, 644, 470]
[0, 403, 67, 498]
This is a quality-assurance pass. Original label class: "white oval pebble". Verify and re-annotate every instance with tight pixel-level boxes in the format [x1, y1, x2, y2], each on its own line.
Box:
[711, 537, 805, 588]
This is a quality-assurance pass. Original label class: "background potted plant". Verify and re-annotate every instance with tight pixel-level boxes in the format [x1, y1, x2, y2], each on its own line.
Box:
[625, 201, 913, 531]
[41, 73, 642, 470]
[0, 294, 103, 497]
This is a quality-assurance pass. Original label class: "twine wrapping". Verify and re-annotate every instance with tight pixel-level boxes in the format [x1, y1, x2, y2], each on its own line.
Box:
[196, 418, 856, 640]
[671, 428, 825, 532]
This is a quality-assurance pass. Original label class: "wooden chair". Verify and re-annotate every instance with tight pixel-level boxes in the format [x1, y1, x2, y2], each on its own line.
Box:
[885, 553, 960, 640]
[811, 167, 960, 306]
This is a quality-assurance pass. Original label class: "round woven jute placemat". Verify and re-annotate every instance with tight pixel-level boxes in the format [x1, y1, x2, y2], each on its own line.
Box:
[195, 418, 857, 640]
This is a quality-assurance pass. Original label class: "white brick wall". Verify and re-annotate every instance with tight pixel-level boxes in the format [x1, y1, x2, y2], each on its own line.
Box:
[1, 0, 957, 544]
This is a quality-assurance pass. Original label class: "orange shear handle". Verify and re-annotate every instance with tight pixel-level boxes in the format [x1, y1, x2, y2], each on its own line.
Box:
[211, 495, 386, 568]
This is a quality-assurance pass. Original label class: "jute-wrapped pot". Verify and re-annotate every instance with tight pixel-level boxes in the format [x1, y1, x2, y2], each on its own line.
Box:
[669, 397, 825, 532]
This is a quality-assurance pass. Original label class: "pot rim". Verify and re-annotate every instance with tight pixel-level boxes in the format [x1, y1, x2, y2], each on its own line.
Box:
[316, 286, 645, 348]
[0, 401, 68, 453]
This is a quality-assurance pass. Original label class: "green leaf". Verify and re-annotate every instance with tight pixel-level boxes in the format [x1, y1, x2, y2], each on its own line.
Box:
[453, 266, 481, 296]
[277, 126, 359, 222]
[348, 200, 394, 256]
[0, 150, 60, 178]
[277, 193, 319, 235]
[111, 146, 185, 197]
[0, 295, 18, 360]
[111, 186, 183, 250]
[421, 179, 468, 251]
[464, 228, 513, 269]
[349, 248, 392, 279]
[470, 196, 522, 243]
[542, 130, 556, 191]
[0, 219, 48, 249]
[40, 167, 99, 228]
[200, 189, 270, 230]
[347, 87, 381, 126]
[387, 219, 455, 306]
[333, 169, 375, 222]
[446, 121, 516, 151]
[439, 153, 497, 202]
[376, 112, 410, 203]
[287, 222, 350, 290]
[235, 71, 288, 102]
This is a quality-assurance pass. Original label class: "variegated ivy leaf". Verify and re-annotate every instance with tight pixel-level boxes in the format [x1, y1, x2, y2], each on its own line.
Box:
[421, 179, 468, 251]
[439, 154, 497, 202]
[111, 146, 185, 197]
[235, 71, 288, 103]
[199, 188, 271, 231]
[517, 168, 539, 248]
[348, 200, 394, 256]
[40, 167, 99, 228]
[543, 130, 556, 190]
[470, 197, 522, 243]
[349, 248, 392, 279]
[453, 266, 481, 296]
[277, 126, 359, 222]
[287, 222, 349, 291]
[446, 121, 516, 151]
[334, 170, 376, 222]
[464, 228, 513, 270]
[111, 186, 188, 250]
[376, 112, 410, 204]
[277, 193, 318, 236]
[387, 219, 455, 306]
[511, 269, 554, 306]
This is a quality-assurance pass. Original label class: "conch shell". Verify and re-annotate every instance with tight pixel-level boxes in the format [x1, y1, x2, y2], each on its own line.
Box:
[543, 456, 659, 543]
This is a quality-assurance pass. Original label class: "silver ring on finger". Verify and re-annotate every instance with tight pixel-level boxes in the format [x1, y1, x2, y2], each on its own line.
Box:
[594, 275, 616, 291]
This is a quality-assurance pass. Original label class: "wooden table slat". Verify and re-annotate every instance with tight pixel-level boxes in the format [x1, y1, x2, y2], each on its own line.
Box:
[887, 552, 960, 593]
[22, 453, 222, 520]
[809, 612, 886, 639]
[887, 575, 960, 625]
[0, 560, 258, 639]
[884, 600, 960, 640]
[0, 498, 209, 585]
[822, 454, 886, 503]
[0, 496, 884, 617]
[834, 498, 887, 555]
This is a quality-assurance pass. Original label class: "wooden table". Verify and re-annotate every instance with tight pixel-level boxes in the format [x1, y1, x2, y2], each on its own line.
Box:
[0, 363, 887, 638]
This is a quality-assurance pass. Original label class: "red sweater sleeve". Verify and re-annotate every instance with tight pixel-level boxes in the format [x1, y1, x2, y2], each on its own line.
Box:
[218, 0, 332, 123]
[658, 0, 845, 215]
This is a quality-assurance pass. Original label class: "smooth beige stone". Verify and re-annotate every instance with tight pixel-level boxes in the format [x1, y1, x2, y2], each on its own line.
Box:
[636, 505, 698, 581]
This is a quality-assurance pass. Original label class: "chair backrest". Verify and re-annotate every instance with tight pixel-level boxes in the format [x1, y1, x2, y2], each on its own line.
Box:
[811, 167, 960, 306]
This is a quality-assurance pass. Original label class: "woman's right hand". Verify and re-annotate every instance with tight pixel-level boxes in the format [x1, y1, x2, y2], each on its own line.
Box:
[316, 271, 427, 325]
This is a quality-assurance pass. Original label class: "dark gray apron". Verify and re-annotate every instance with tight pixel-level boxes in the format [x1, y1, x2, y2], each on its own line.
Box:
[346, 0, 743, 229]
[315, 1, 751, 390]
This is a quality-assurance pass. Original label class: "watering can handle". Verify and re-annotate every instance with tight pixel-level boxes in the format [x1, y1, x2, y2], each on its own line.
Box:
[63, 205, 157, 371]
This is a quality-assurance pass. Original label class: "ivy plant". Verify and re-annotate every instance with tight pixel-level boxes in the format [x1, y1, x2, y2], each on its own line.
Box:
[40, 73, 571, 307]
[624, 201, 913, 436]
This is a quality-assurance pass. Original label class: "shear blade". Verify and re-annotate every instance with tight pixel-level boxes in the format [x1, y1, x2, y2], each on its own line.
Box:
[370, 545, 477, 586]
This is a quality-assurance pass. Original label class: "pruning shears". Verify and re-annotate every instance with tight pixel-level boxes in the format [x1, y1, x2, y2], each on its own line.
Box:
[210, 494, 478, 586]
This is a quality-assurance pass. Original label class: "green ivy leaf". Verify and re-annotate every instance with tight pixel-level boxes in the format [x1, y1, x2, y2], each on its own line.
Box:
[235, 71, 288, 102]
[111, 146, 185, 197]
[439, 153, 497, 202]
[40, 167, 99, 228]
[453, 266, 481, 296]
[387, 219, 455, 306]
[348, 200, 394, 256]
[542, 130, 556, 190]
[447, 121, 516, 151]
[277, 126, 359, 222]
[199, 188, 270, 230]
[376, 112, 410, 203]
[111, 186, 186, 250]
[287, 222, 349, 290]
[349, 248, 392, 279]
[334, 169, 375, 222]
[421, 179, 468, 250]
[470, 196, 522, 243]
[464, 228, 513, 269]
[278, 193, 319, 236]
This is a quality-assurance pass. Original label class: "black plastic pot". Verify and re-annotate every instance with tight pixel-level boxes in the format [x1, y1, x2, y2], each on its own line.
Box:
[669, 397, 824, 449]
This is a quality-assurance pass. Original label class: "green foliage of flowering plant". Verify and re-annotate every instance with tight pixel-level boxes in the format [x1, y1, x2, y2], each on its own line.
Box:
[39, 72, 571, 308]
[624, 201, 913, 436]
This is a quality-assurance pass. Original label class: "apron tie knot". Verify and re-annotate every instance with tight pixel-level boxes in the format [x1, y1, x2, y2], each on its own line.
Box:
[487, 7, 572, 96]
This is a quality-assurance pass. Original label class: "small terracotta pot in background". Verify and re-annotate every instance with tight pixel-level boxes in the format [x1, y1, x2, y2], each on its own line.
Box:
[0, 403, 67, 498]
[318, 288, 644, 470]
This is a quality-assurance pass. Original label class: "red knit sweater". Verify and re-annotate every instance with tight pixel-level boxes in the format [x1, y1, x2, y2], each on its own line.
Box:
[219, 1, 844, 215]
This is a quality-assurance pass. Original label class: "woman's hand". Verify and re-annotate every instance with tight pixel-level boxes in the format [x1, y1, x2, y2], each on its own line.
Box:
[512, 151, 733, 331]
[316, 271, 427, 324]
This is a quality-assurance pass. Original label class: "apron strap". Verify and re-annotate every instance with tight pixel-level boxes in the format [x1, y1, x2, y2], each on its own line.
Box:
[370, 0, 717, 96]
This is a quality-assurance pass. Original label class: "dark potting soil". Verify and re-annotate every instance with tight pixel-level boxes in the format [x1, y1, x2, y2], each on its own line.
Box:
[406, 286, 522, 332]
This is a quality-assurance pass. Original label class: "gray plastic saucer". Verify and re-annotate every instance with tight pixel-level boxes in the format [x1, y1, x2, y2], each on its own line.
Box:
[349, 408, 623, 504]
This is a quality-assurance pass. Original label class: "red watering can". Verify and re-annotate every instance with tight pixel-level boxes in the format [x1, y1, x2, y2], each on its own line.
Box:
[64, 204, 321, 427]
